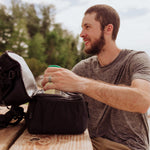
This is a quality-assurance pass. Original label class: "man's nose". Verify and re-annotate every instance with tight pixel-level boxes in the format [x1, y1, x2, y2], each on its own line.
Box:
[80, 29, 86, 38]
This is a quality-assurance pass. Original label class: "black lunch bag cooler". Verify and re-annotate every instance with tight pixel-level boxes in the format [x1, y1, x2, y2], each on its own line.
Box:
[27, 93, 88, 134]
[0, 51, 88, 134]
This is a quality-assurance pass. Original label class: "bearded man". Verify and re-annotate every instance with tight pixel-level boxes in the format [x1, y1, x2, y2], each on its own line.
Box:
[42, 4, 150, 150]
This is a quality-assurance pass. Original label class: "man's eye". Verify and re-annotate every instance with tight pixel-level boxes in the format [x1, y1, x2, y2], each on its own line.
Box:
[86, 26, 90, 29]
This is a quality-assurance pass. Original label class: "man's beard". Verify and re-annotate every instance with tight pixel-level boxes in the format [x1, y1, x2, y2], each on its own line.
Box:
[84, 32, 105, 55]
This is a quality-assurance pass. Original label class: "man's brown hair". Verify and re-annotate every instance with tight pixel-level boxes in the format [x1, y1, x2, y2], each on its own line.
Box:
[85, 4, 120, 40]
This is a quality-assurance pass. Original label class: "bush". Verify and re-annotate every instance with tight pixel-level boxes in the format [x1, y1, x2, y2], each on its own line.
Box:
[25, 58, 47, 78]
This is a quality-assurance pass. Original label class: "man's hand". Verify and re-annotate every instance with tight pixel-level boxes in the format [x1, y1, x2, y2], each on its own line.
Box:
[41, 67, 86, 92]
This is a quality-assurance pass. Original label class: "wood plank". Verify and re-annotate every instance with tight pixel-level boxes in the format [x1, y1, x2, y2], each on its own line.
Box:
[0, 106, 27, 150]
[10, 129, 93, 150]
[0, 121, 25, 150]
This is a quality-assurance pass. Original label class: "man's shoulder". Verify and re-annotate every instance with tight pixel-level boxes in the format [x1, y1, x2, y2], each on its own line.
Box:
[122, 49, 148, 56]
[72, 56, 98, 76]
[121, 49, 149, 62]
[81, 55, 98, 63]
[75, 55, 98, 68]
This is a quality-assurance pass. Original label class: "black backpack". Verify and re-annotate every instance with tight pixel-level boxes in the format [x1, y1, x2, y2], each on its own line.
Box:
[0, 51, 88, 134]
[0, 51, 37, 127]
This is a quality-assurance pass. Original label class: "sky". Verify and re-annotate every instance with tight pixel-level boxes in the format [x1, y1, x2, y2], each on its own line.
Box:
[0, 0, 150, 55]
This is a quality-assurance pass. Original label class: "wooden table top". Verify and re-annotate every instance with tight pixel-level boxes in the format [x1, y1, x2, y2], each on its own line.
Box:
[10, 129, 93, 150]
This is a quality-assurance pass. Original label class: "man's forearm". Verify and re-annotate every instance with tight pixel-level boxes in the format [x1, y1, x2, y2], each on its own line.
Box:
[78, 78, 150, 113]
[41, 67, 150, 113]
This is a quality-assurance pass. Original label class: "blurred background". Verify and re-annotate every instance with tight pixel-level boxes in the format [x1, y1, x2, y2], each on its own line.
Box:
[0, 0, 150, 78]
[0, 0, 90, 79]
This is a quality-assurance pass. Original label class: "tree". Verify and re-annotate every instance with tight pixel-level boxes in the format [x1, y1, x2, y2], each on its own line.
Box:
[11, 0, 26, 20]
[25, 57, 47, 78]
[28, 33, 46, 62]
[40, 5, 55, 37]
[0, 5, 13, 52]
[45, 23, 80, 69]
[6, 18, 29, 56]
[26, 4, 40, 38]
[0, 0, 86, 76]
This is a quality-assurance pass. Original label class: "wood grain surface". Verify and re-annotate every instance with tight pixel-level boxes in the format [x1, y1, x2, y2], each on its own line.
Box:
[0, 106, 26, 150]
[10, 129, 93, 150]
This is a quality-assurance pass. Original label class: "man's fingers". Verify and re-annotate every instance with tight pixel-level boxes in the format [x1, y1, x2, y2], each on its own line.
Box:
[43, 82, 56, 91]
[44, 67, 62, 74]
[41, 76, 52, 87]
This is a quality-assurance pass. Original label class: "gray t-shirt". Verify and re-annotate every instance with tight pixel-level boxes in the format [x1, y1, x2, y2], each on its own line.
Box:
[72, 49, 150, 150]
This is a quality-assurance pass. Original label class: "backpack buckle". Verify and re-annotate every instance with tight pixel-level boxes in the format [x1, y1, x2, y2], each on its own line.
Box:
[8, 70, 16, 79]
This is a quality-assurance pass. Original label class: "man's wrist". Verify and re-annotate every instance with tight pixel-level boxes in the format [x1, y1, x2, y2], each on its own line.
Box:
[77, 77, 90, 94]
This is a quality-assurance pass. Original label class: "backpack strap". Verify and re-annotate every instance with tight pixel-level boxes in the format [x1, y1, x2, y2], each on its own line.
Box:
[0, 106, 25, 128]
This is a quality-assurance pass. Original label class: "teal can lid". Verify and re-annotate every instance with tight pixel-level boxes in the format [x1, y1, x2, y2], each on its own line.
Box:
[48, 65, 61, 68]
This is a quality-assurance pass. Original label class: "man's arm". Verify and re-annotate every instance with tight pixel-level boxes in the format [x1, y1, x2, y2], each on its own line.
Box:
[79, 78, 150, 113]
[42, 67, 150, 113]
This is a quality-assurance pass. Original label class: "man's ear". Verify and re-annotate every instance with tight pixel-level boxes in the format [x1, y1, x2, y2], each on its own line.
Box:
[104, 24, 113, 33]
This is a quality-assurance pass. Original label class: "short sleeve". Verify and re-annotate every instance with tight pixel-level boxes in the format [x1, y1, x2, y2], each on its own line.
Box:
[72, 56, 98, 78]
[72, 60, 87, 77]
[129, 51, 150, 82]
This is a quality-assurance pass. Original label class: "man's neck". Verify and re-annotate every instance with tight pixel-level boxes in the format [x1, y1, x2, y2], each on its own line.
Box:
[97, 43, 121, 66]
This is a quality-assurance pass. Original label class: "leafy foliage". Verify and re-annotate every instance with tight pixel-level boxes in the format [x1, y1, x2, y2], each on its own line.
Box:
[0, 5, 13, 52]
[28, 33, 46, 63]
[0, 0, 87, 77]
[25, 58, 47, 78]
